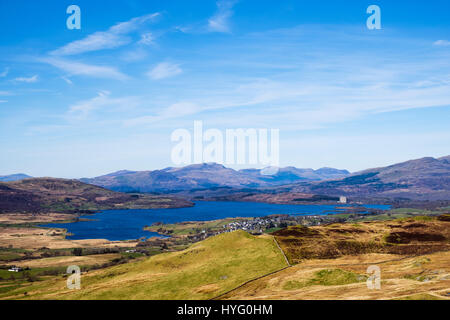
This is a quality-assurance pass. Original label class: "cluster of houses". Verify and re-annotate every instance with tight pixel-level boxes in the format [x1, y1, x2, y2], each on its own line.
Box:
[184, 215, 334, 243]
[183, 217, 280, 242]
[223, 216, 288, 233]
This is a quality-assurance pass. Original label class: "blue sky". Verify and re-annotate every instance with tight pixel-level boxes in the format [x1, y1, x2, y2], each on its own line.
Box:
[0, 0, 449, 178]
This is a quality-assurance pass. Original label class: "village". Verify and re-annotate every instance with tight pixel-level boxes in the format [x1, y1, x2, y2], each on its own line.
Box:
[180, 208, 379, 243]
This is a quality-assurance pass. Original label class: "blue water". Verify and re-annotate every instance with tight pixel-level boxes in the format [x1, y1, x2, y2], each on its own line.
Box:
[41, 201, 390, 241]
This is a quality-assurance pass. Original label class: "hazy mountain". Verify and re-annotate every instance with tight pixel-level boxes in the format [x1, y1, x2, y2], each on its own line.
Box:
[240, 167, 350, 183]
[82, 170, 188, 193]
[289, 156, 450, 200]
[439, 155, 450, 162]
[81, 163, 350, 192]
[80, 156, 450, 200]
[0, 174, 32, 182]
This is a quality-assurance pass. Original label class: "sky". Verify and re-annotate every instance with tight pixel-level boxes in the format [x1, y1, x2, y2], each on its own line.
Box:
[0, 0, 449, 178]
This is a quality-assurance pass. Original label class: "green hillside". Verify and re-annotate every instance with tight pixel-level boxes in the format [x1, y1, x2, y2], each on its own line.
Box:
[1, 231, 288, 300]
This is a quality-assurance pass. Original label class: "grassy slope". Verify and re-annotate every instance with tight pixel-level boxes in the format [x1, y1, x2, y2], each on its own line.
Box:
[1, 231, 288, 300]
[273, 215, 450, 264]
[221, 251, 450, 300]
[2, 215, 448, 301]
[219, 215, 450, 300]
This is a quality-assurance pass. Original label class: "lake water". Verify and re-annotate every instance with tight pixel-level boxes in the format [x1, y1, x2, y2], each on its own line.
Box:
[41, 201, 390, 241]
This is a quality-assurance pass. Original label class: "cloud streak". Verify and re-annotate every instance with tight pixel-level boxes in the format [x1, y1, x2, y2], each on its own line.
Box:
[0, 68, 9, 77]
[208, 0, 237, 33]
[51, 13, 160, 56]
[434, 40, 450, 46]
[121, 25, 450, 129]
[42, 57, 128, 80]
[148, 62, 182, 80]
[14, 75, 38, 83]
[67, 91, 141, 120]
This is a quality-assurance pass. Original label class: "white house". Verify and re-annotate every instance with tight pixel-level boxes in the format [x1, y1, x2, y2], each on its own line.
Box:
[8, 266, 22, 272]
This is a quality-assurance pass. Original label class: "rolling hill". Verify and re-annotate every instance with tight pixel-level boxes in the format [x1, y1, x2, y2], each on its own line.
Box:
[221, 215, 450, 300]
[0, 178, 192, 214]
[288, 156, 450, 200]
[1, 231, 288, 300]
[1, 215, 448, 300]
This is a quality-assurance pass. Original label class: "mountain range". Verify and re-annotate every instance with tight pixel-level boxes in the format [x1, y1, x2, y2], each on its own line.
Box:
[3, 155, 450, 201]
[80, 156, 450, 201]
[79, 164, 350, 193]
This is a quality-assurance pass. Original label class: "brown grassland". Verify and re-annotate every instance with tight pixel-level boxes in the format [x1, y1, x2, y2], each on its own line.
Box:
[220, 251, 450, 300]
[0, 214, 448, 300]
[219, 214, 450, 300]
[0, 225, 138, 250]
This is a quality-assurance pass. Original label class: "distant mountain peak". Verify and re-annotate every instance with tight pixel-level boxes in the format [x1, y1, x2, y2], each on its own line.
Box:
[316, 167, 350, 174]
[0, 173, 32, 182]
[106, 170, 137, 176]
[190, 162, 226, 169]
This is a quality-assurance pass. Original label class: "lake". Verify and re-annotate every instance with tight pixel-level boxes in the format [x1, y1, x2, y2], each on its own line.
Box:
[41, 201, 390, 241]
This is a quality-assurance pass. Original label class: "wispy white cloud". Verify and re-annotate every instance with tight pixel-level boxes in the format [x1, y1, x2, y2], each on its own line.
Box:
[138, 33, 154, 45]
[174, 25, 192, 33]
[51, 13, 160, 56]
[68, 91, 110, 119]
[0, 100, 7, 103]
[125, 102, 200, 126]
[14, 75, 38, 83]
[124, 63, 450, 129]
[121, 48, 148, 62]
[148, 62, 182, 80]
[81, 25, 450, 130]
[0, 68, 9, 77]
[208, 0, 237, 33]
[433, 40, 450, 46]
[42, 57, 128, 80]
[61, 76, 73, 85]
[67, 91, 141, 121]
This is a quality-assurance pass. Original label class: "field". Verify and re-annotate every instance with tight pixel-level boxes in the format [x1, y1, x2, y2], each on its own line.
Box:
[0, 225, 138, 250]
[273, 215, 450, 264]
[216, 214, 450, 300]
[0, 214, 448, 300]
[220, 251, 450, 300]
[0, 213, 78, 226]
[0, 231, 288, 300]
[9, 254, 122, 269]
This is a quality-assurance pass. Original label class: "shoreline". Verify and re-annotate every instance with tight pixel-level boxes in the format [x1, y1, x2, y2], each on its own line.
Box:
[37, 201, 391, 242]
